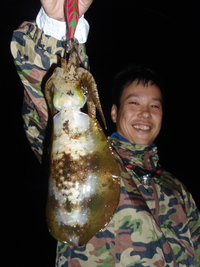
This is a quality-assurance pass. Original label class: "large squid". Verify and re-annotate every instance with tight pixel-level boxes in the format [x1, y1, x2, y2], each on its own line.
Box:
[44, 0, 120, 246]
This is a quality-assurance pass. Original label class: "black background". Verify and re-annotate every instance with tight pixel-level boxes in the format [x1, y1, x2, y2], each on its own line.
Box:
[2, 0, 200, 266]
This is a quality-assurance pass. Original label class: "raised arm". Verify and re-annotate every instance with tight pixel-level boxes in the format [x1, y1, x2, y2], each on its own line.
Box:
[11, 0, 93, 162]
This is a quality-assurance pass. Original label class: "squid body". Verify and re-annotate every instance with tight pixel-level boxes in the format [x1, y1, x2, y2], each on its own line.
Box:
[44, 39, 120, 246]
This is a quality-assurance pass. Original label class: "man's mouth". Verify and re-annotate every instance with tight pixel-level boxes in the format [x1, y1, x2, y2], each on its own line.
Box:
[132, 124, 151, 131]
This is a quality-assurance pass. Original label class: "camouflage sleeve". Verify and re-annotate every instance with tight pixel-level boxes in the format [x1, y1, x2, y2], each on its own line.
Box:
[10, 21, 88, 163]
[186, 192, 200, 265]
[178, 178, 200, 265]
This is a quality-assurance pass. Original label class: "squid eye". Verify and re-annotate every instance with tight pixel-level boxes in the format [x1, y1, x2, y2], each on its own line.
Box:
[81, 85, 88, 95]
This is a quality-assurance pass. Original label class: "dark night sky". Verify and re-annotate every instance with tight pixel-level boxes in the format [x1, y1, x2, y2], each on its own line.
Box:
[3, 0, 200, 266]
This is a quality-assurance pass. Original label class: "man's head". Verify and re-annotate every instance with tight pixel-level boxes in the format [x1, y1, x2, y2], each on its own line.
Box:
[111, 65, 164, 145]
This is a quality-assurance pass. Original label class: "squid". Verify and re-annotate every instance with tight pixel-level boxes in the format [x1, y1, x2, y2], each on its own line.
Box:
[44, 11, 120, 244]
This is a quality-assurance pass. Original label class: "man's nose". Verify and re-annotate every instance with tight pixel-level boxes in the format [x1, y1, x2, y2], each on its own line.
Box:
[138, 107, 151, 119]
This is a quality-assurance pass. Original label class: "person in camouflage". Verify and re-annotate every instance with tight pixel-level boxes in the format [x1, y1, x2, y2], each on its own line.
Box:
[11, 0, 200, 266]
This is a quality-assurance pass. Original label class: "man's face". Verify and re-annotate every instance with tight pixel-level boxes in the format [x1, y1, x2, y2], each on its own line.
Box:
[111, 80, 163, 145]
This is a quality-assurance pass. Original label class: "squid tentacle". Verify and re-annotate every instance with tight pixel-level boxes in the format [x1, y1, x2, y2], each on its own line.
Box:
[77, 67, 107, 128]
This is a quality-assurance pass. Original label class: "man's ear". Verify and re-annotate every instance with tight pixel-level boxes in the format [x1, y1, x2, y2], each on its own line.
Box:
[111, 104, 118, 123]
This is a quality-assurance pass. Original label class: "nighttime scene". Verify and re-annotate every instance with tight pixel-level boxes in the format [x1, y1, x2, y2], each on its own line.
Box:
[3, 0, 200, 266]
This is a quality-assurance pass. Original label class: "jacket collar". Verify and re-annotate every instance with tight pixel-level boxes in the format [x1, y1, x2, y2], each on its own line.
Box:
[108, 136, 159, 172]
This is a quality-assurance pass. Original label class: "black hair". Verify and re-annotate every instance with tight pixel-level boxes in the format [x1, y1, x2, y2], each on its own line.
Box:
[111, 64, 165, 108]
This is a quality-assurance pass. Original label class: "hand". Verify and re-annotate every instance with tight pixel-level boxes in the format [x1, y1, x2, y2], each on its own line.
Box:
[41, 0, 93, 21]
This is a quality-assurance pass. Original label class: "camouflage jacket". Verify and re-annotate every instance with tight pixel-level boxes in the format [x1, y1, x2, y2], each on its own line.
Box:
[11, 21, 200, 266]
[55, 138, 200, 266]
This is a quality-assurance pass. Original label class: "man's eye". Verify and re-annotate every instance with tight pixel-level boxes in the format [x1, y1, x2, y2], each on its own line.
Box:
[151, 104, 160, 108]
[130, 101, 139, 105]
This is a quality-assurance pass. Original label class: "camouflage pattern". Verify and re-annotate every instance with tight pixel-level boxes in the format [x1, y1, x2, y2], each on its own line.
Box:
[54, 138, 200, 266]
[11, 21, 200, 266]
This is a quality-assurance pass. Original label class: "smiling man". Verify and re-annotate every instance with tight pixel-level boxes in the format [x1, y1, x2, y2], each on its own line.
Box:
[111, 77, 163, 145]
[53, 65, 200, 266]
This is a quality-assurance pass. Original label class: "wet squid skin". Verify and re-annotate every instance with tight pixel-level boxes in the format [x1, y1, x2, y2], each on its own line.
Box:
[45, 39, 120, 246]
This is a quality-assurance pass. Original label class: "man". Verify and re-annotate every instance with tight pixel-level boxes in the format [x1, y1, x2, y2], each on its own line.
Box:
[11, 0, 200, 266]
[110, 66, 163, 146]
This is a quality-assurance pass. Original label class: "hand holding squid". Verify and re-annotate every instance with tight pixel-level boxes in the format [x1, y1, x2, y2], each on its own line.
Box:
[40, 0, 94, 21]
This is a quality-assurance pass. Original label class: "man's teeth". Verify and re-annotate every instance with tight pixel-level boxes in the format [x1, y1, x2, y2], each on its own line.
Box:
[133, 125, 151, 130]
